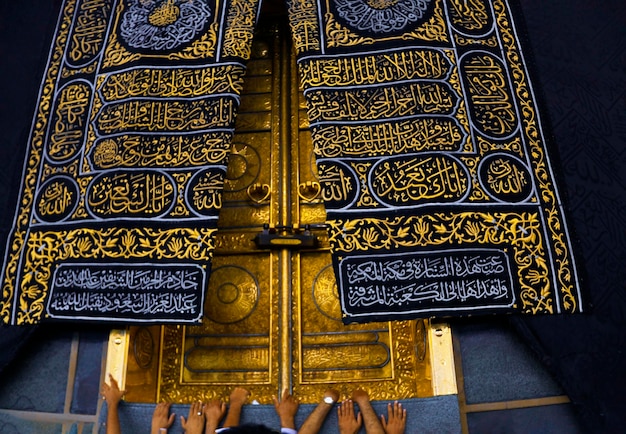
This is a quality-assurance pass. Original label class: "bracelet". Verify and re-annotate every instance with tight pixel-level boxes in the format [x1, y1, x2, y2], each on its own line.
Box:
[159, 429, 167, 433]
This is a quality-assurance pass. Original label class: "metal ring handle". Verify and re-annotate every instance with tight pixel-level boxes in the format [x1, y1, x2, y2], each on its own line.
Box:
[246, 183, 271, 203]
[297, 181, 321, 202]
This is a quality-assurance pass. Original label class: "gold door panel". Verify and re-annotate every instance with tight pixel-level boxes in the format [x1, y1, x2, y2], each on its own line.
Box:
[121, 21, 447, 404]
[293, 252, 433, 401]
[159, 251, 281, 401]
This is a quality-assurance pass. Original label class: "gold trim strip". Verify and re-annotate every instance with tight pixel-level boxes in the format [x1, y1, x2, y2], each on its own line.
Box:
[105, 329, 129, 391]
[428, 320, 457, 396]
[465, 396, 571, 413]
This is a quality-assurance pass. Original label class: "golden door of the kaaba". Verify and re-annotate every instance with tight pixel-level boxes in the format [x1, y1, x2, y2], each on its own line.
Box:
[109, 22, 455, 404]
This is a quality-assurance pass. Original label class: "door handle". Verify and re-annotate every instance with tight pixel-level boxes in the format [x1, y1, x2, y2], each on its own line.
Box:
[246, 183, 271, 203]
[298, 181, 321, 202]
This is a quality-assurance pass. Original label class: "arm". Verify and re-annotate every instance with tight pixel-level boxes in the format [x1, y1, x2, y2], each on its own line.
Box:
[352, 390, 385, 434]
[101, 373, 126, 434]
[298, 389, 339, 434]
[222, 387, 250, 428]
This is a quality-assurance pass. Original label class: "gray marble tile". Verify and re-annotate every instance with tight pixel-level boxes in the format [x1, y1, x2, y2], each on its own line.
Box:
[454, 319, 563, 404]
[0, 328, 72, 413]
[467, 404, 584, 434]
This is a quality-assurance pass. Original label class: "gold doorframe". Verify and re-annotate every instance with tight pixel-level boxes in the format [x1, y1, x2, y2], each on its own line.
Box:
[105, 20, 457, 404]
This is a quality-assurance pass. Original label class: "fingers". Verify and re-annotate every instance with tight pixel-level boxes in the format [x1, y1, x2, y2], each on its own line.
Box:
[388, 401, 406, 421]
[108, 373, 119, 389]
[154, 402, 169, 415]
[337, 400, 357, 420]
[190, 401, 205, 417]
[230, 387, 250, 403]
[167, 412, 176, 428]
[180, 416, 187, 429]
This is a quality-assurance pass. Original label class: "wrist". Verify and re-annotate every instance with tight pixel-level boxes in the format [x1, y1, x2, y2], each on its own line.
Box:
[322, 396, 336, 405]
[279, 416, 296, 428]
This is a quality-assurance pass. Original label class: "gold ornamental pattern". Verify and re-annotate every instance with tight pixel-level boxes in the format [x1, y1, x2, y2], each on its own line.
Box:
[8, 227, 216, 325]
[327, 211, 553, 314]
[324, 0, 449, 48]
[493, 0, 579, 312]
[2, 0, 262, 324]
[287, 0, 584, 320]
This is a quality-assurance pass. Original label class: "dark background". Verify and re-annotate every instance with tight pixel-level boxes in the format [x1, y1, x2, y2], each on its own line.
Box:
[1, 1, 625, 432]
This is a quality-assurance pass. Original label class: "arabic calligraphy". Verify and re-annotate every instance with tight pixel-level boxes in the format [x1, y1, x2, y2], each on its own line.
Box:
[371, 155, 469, 206]
[48, 291, 199, 315]
[298, 48, 450, 88]
[306, 82, 457, 123]
[222, 0, 259, 59]
[286, 0, 320, 53]
[318, 161, 358, 208]
[35, 177, 79, 223]
[100, 66, 246, 101]
[347, 254, 507, 282]
[340, 250, 514, 314]
[95, 97, 237, 135]
[447, 0, 492, 35]
[462, 52, 518, 138]
[53, 265, 202, 291]
[67, 0, 112, 66]
[312, 117, 465, 158]
[187, 169, 225, 216]
[479, 154, 532, 202]
[48, 81, 92, 162]
[332, 0, 433, 35]
[89, 133, 231, 170]
[119, 0, 212, 51]
[87, 171, 176, 217]
[1, 0, 587, 325]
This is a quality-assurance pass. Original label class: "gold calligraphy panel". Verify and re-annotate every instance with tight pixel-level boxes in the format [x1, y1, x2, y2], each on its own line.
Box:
[286, 0, 584, 321]
[2, 0, 262, 324]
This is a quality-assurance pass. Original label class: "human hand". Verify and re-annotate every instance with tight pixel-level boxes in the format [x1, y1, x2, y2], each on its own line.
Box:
[273, 388, 299, 429]
[229, 387, 250, 407]
[151, 402, 175, 434]
[101, 374, 126, 407]
[180, 402, 205, 434]
[380, 401, 406, 434]
[204, 399, 227, 432]
[338, 400, 362, 434]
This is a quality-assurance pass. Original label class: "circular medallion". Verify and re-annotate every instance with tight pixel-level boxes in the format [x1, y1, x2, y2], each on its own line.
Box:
[35, 176, 79, 223]
[119, 0, 212, 52]
[133, 327, 154, 369]
[205, 266, 259, 324]
[223, 143, 261, 192]
[312, 265, 342, 321]
[187, 168, 225, 216]
[479, 153, 533, 203]
[333, 0, 433, 36]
